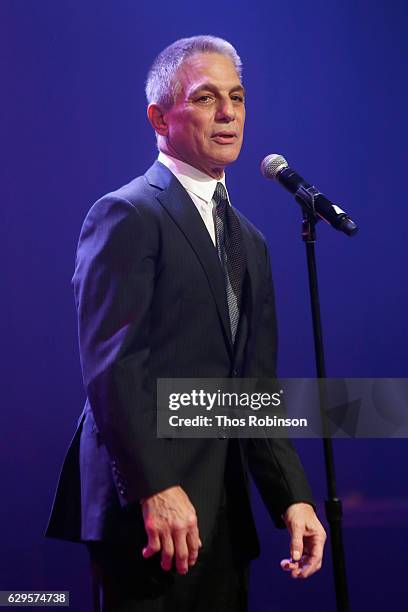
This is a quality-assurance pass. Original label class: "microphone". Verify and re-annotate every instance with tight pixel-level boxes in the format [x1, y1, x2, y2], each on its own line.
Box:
[260, 154, 358, 236]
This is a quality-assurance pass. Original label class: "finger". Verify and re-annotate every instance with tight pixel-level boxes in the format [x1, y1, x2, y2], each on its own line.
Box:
[307, 534, 326, 563]
[299, 563, 319, 578]
[291, 567, 303, 579]
[173, 528, 189, 575]
[280, 558, 299, 571]
[186, 512, 201, 562]
[284, 548, 322, 579]
[297, 533, 325, 578]
[142, 528, 161, 559]
[159, 532, 174, 571]
[282, 553, 315, 579]
[283, 557, 304, 579]
[186, 531, 200, 566]
[297, 551, 323, 578]
[289, 525, 304, 562]
[281, 557, 303, 579]
[186, 513, 201, 553]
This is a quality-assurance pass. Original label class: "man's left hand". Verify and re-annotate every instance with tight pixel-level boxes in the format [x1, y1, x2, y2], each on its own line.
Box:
[280, 503, 326, 579]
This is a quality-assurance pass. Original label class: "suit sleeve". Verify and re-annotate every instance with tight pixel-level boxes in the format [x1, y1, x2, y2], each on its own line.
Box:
[73, 195, 178, 506]
[246, 238, 315, 528]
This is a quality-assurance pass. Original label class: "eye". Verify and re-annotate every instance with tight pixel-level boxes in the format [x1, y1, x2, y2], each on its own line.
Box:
[196, 95, 214, 103]
[231, 94, 245, 103]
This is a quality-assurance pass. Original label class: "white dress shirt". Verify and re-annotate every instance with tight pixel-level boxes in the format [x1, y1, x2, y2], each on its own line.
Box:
[158, 151, 231, 246]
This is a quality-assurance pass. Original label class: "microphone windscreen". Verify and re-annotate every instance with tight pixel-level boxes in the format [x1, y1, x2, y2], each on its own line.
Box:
[260, 154, 288, 179]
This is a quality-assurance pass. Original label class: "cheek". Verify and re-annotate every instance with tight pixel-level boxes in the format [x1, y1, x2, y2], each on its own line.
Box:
[172, 123, 197, 150]
[195, 122, 213, 148]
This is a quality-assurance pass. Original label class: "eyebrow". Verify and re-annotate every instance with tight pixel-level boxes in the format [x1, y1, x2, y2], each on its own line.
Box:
[188, 83, 246, 98]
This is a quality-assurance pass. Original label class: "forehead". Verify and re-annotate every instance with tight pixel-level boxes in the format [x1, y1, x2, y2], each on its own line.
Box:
[175, 52, 242, 95]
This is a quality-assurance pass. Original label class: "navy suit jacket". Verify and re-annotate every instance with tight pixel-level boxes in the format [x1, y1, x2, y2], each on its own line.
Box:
[45, 161, 314, 563]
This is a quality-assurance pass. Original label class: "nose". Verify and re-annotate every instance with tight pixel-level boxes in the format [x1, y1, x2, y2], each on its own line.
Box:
[215, 97, 235, 122]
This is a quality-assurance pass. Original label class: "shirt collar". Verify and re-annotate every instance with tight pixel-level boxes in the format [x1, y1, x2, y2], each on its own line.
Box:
[158, 151, 229, 206]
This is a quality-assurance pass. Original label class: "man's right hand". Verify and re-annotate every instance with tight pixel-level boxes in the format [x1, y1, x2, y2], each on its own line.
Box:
[141, 485, 202, 575]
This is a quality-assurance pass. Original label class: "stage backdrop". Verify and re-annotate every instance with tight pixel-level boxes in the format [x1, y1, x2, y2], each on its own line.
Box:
[1, 1, 407, 610]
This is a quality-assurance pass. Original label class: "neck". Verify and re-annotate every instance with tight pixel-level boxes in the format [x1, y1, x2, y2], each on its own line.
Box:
[159, 145, 225, 180]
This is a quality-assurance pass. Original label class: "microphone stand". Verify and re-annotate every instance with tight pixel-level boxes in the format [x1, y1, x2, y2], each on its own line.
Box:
[301, 210, 349, 612]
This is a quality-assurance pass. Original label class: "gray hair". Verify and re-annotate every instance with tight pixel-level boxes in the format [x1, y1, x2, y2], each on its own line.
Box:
[145, 35, 242, 110]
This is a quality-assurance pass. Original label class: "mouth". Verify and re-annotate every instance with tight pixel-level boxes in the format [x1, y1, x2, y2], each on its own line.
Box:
[211, 132, 238, 144]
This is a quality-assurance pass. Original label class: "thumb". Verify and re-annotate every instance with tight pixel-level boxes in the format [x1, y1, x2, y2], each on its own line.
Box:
[290, 527, 304, 562]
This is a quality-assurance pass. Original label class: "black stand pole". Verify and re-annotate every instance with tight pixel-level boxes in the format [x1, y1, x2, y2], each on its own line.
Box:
[302, 211, 350, 612]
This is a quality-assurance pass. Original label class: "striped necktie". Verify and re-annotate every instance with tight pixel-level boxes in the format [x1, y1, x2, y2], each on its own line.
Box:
[213, 182, 246, 342]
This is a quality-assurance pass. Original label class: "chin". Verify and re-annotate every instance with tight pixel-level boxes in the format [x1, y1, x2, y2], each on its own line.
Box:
[221, 154, 240, 167]
[211, 150, 241, 167]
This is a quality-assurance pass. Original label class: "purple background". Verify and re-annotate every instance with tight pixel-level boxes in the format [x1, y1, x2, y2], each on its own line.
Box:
[1, 0, 407, 610]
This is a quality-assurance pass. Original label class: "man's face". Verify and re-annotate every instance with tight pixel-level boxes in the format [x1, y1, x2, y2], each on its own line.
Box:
[161, 52, 245, 178]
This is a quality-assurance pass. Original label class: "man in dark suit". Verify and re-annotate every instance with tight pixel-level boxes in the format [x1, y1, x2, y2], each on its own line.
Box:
[46, 35, 326, 611]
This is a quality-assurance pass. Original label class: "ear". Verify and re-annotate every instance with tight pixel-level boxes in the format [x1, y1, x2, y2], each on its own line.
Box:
[147, 103, 169, 137]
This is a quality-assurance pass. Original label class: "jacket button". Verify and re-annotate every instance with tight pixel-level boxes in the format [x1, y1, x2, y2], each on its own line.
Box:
[232, 369, 238, 377]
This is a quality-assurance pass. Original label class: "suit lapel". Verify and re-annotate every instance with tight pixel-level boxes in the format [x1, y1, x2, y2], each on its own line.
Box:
[145, 161, 264, 360]
[145, 161, 233, 352]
